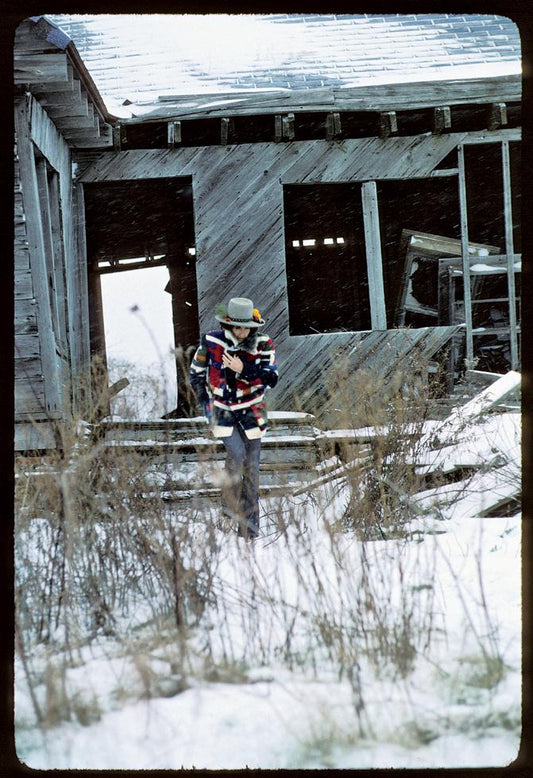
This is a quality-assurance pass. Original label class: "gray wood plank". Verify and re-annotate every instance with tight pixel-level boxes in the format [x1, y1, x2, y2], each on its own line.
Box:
[15, 95, 61, 414]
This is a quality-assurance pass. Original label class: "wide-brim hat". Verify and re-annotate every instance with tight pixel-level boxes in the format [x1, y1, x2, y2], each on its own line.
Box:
[215, 297, 265, 327]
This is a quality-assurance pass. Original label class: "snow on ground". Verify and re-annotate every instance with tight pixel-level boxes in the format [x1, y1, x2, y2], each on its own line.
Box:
[15, 410, 522, 770]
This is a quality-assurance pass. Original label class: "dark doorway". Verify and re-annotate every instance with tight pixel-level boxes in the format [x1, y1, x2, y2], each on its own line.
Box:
[84, 177, 198, 417]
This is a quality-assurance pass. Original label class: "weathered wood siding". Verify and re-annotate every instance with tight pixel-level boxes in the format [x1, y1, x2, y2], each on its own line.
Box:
[77, 132, 471, 409]
[15, 93, 91, 433]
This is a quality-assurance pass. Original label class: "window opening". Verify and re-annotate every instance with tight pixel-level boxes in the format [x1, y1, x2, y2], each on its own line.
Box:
[285, 141, 520, 373]
[283, 184, 370, 335]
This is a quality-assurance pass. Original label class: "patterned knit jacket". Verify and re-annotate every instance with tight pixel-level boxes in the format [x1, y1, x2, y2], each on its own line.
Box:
[189, 328, 278, 439]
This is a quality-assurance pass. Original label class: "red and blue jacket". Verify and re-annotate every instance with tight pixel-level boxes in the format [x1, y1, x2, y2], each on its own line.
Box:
[189, 328, 278, 439]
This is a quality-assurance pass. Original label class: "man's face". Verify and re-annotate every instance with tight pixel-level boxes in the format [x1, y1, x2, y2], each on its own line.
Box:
[232, 326, 251, 341]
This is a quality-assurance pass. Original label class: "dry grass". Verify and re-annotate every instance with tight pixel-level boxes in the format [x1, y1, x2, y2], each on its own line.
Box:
[14, 353, 511, 741]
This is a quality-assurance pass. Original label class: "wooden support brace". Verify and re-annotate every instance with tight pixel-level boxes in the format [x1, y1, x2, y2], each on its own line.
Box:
[167, 120, 182, 147]
[326, 112, 342, 140]
[488, 102, 508, 131]
[379, 110, 398, 138]
[433, 106, 451, 134]
[282, 113, 295, 140]
[109, 377, 130, 397]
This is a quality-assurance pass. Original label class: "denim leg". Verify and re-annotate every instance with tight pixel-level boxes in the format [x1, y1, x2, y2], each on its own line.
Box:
[241, 436, 262, 535]
[221, 426, 246, 522]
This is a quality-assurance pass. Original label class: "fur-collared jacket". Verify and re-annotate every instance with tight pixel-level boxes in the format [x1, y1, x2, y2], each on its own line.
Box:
[189, 327, 278, 439]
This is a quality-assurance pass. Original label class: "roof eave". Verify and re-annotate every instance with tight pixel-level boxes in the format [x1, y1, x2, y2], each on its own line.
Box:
[121, 72, 522, 124]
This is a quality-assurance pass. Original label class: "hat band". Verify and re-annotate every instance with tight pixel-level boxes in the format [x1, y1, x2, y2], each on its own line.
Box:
[228, 315, 254, 323]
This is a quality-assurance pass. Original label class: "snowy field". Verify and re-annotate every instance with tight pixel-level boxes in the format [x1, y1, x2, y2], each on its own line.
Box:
[14, 410, 522, 770]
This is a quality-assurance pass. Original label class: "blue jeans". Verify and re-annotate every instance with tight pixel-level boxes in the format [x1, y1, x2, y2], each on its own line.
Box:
[221, 424, 262, 536]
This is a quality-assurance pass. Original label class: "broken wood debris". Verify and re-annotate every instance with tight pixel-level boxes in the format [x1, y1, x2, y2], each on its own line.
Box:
[85, 372, 520, 520]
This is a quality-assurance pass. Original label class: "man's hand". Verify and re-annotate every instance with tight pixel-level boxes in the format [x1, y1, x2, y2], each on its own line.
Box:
[222, 352, 243, 373]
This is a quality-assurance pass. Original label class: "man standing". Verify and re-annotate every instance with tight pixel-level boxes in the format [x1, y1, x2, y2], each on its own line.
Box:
[189, 297, 278, 540]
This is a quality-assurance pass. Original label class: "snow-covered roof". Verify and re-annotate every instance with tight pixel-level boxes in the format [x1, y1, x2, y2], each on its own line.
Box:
[44, 13, 521, 119]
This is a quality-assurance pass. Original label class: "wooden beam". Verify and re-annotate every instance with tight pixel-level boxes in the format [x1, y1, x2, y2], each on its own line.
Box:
[282, 113, 295, 140]
[14, 95, 61, 414]
[70, 182, 92, 415]
[37, 78, 82, 106]
[457, 144, 474, 365]
[35, 157, 61, 347]
[15, 421, 59, 451]
[113, 123, 127, 151]
[167, 120, 182, 147]
[14, 52, 69, 86]
[54, 110, 98, 130]
[361, 181, 387, 330]
[44, 99, 90, 121]
[462, 128, 520, 144]
[501, 140, 519, 369]
[379, 110, 397, 138]
[430, 168, 458, 177]
[64, 132, 113, 149]
[220, 117, 230, 145]
[433, 106, 451, 134]
[79, 134, 468, 186]
[31, 63, 76, 94]
[274, 115, 282, 142]
[29, 96, 70, 173]
[109, 377, 130, 397]
[489, 102, 508, 131]
[325, 112, 342, 140]
[145, 74, 521, 121]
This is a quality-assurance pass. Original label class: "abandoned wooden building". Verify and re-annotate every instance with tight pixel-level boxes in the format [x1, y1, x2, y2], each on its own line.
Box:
[14, 13, 522, 451]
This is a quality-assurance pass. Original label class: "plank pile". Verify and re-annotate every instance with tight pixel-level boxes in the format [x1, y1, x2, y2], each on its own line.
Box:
[97, 371, 520, 519]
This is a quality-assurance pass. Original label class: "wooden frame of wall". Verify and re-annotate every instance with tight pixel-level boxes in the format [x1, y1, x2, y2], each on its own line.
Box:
[15, 93, 92, 450]
[75, 126, 520, 410]
[458, 138, 520, 370]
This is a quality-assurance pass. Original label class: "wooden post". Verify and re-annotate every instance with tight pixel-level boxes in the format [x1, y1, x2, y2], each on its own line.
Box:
[502, 140, 519, 369]
[221, 117, 231, 145]
[35, 157, 61, 342]
[457, 144, 474, 365]
[379, 111, 397, 138]
[361, 181, 387, 330]
[113, 123, 127, 150]
[48, 171, 69, 362]
[274, 115, 282, 142]
[71, 182, 92, 416]
[282, 113, 295, 140]
[15, 95, 62, 413]
[167, 120, 182, 148]
[434, 106, 451, 134]
[489, 102, 508, 131]
[326, 112, 341, 140]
